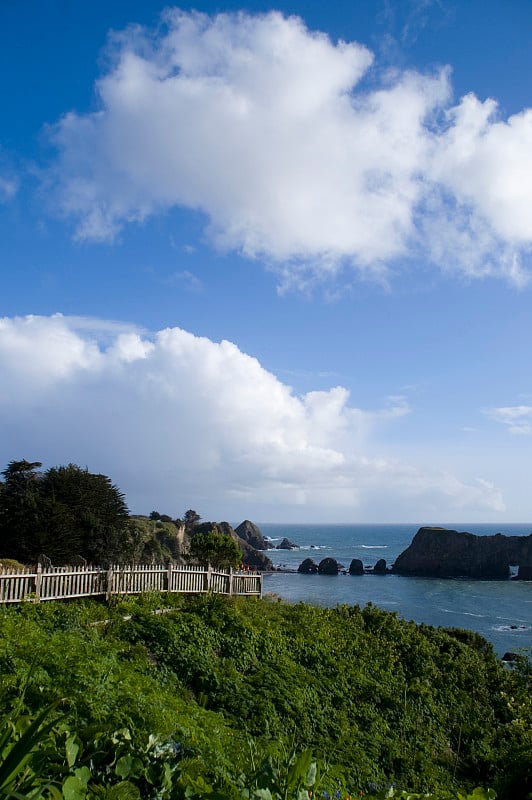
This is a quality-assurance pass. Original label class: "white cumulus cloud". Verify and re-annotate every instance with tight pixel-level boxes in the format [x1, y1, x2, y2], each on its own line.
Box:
[45, 9, 532, 287]
[0, 314, 504, 520]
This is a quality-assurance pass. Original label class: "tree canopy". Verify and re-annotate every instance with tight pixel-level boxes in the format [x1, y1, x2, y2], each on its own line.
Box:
[189, 529, 242, 569]
[0, 460, 133, 565]
[0, 460, 44, 561]
[183, 509, 201, 532]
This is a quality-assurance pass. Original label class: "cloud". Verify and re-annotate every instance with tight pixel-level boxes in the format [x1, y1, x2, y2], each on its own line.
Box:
[45, 9, 532, 287]
[0, 314, 504, 519]
[0, 175, 17, 202]
[485, 405, 532, 435]
[425, 95, 532, 283]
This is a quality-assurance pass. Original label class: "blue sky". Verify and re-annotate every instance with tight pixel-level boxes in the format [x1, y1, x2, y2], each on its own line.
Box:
[1, 0, 532, 524]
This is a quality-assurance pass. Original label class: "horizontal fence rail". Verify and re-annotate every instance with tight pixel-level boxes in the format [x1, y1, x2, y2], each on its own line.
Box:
[0, 563, 262, 604]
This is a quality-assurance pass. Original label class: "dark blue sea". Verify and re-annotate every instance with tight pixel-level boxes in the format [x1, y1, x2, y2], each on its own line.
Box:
[258, 523, 532, 657]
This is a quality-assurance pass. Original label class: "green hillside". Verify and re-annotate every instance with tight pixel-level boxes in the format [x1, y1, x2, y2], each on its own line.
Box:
[0, 592, 530, 799]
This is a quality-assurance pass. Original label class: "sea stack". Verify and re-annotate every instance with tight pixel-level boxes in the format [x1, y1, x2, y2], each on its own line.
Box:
[392, 527, 532, 579]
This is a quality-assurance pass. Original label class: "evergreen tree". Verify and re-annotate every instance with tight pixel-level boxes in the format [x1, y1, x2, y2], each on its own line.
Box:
[183, 509, 201, 533]
[0, 460, 133, 565]
[0, 460, 43, 561]
[189, 529, 242, 569]
[39, 465, 130, 564]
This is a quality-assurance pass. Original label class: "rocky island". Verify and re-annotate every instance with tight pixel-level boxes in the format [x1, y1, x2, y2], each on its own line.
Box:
[392, 526, 532, 579]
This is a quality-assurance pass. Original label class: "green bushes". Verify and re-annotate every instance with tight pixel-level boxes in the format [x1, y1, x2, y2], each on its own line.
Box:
[188, 530, 242, 569]
[0, 595, 529, 798]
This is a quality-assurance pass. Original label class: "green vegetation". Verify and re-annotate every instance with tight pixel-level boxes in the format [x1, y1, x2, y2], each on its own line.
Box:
[0, 460, 216, 567]
[129, 517, 185, 563]
[188, 530, 242, 569]
[0, 593, 530, 798]
[0, 459, 530, 797]
[0, 460, 133, 566]
[0, 458, 252, 569]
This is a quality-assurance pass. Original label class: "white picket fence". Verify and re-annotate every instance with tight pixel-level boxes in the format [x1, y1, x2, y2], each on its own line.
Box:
[0, 563, 262, 604]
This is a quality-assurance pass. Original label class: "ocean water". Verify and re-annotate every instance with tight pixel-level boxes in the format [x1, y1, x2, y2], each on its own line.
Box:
[258, 523, 532, 657]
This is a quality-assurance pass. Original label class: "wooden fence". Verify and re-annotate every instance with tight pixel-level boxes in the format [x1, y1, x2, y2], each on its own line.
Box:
[0, 563, 262, 604]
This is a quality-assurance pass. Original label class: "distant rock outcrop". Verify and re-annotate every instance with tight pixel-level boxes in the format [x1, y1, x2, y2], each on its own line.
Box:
[392, 527, 532, 579]
[349, 558, 364, 575]
[194, 521, 273, 571]
[373, 558, 388, 574]
[234, 520, 273, 550]
[298, 558, 318, 574]
[318, 557, 339, 575]
[502, 652, 520, 663]
[517, 564, 532, 580]
[239, 543, 274, 571]
[276, 538, 298, 550]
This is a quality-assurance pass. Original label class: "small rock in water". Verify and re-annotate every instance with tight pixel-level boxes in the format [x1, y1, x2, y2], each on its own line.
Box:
[502, 652, 519, 662]
[298, 558, 318, 574]
[276, 537, 298, 550]
[349, 558, 364, 575]
[318, 557, 339, 575]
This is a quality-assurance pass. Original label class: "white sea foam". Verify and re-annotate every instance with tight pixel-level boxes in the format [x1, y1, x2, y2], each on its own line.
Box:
[298, 545, 328, 550]
[493, 624, 529, 632]
[358, 545, 388, 549]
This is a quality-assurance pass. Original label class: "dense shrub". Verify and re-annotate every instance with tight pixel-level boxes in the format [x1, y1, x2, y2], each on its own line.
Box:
[0, 594, 529, 798]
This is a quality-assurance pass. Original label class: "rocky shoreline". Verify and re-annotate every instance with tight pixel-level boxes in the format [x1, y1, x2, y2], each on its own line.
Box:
[274, 526, 532, 580]
[264, 557, 392, 576]
[235, 522, 532, 581]
[295, 555, 391, 575]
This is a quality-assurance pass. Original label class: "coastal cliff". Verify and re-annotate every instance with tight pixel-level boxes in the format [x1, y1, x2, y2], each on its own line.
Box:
[193, 520, 274, 570]
[392, 526, 532, 579]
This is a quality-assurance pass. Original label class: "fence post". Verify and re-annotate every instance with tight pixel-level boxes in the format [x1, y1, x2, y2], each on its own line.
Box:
[0, 562, 260, 605]
[106, 566, 114, 602]
[35, 563, 42, 601]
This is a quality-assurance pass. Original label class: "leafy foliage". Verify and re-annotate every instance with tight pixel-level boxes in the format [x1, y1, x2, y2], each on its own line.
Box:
[188, 530, 242, 569]
[39, 465, 130, 564]
[127, 517, 184, 563]
[0, 460, 44, 562]
[0, 461, 132, 566]
[0, 595, 528, 798]
[183, 510, 201, 534]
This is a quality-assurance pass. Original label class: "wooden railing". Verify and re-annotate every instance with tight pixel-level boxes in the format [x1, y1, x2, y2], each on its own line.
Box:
[0, 563, 262, 604]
